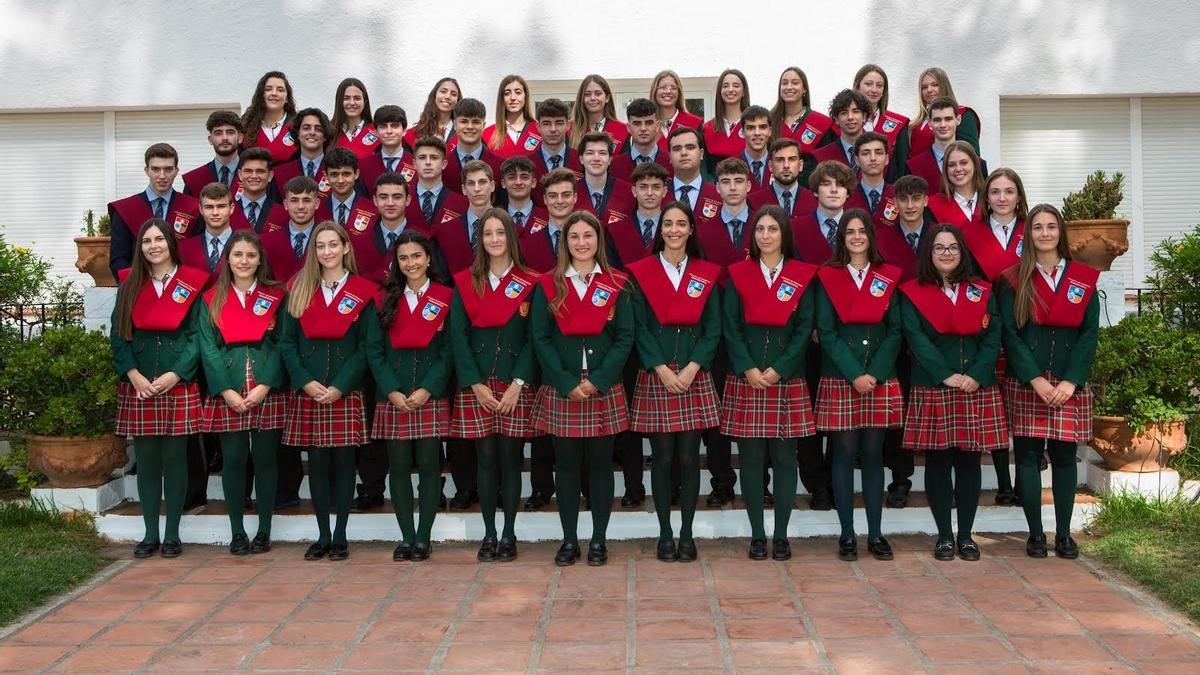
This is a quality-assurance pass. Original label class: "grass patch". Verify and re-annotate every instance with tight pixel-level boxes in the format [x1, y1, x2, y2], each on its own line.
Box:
[1082, 490, 1200, 624]
[0, 499, 112, 626]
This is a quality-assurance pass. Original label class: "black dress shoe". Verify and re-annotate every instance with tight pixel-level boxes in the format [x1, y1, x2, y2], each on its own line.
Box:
[304, 543, 330, 561]
[554, 542, 581, 566]
[497, 538, 518, 562]
[995, 488, 1018, 506]
[411, 542, 431, 561]
[868, 537, 894, 561]
[620, 488, 645, 509]
[1054, 535, 1079, 559]
[809, 492, 834, 511]
[449, 491, 473, 510]
[587, 541, 608, 566]
[1026, 534, 1048, 558]
[772, 539, 792, 561]
[161, 541, 183, 558]
[250, 533, 271, 554]
[524, 491, 549, 511]
[748, 538, 769, 561]
[133, 541, 159, 558]
[328, 543, 349, 561]
[706, 487, 733, 507]
[934, 539, 956, 561]
[351, 493, 384, 513]
[838, 537, 858, 561]
[393, 542, 412, 561]
[957, 538, 981, 561]
[477, 536, 498, 562]
[656, 539, 677, 562]
[229, 533, 250, 556]
[885, 483, 911, 509]
[677, 539, 698, 562]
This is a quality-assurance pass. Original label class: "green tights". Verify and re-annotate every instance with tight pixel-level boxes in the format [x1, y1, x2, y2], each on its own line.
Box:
[307, 447, 356, 546]
[387, 438, 442, 545]
[219, 429, 280, 537]
[134, 435, 188, 545]
[477, 435, 523, 540]
[737, 437, 798, 541]
[553, 435, 615, 545]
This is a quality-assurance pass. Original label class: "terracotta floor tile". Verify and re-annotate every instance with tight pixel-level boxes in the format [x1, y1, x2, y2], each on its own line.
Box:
[712, 575, 790, 598]
[161, 582, 240, 602]
[11, 621, 105, 645]
[468, 598, 545, 618]
[43, 600, 139, 623]
[636, 577, 708, 598]
[209, 601, 298, 622]
[1103, 634, 1200, 662]
[149, 644, 252, 671]
[878, 590, 969, 614]
[340, 644, 437, 671]
[959, 589, 1051, 613]
[181, 566, 262, 584]
[93, 621, 192, 646]
[1009, 635, 1116, 662]
[441, 641, 532, 670]
[801, 594, 881, 616]
[822, 637, 923, 670]
[985, 610, 1085, 636]
[634, 640, 724, 669]
[947, 573, 1027, 594]
[1132, 660, 1200, 674]
[474, 581, 552, 602]
[1028, 664, 1135, 675]
[378, 599, 463, 621]
[551, 598, 626, 619]
[293, 600, 378, 622]
[915, 636, 1016, 663]
[111, 565, 191, 584]
[126, 601, 216, 622]
[1046, 590, 1144, 613]
[545, 618, 626, 642]
[1070, 609, 1173, 635]
[272, 620, 364, 644]
[936, 556, 1012, 577]
[932, 663, 1035, 675]
[182, 621, 276, 645]
[782, 559, 860, 578]
[727, 639, 821, 668]
[635, 617, 716, 641]
[717, 596, 799, 617]
[52, 645, 159, 671]
[0, 645, 67, 671]
[634, 596, 711, 618]
[722, 616, 809, 640]
[791, 575, 870, 595]
[811, 614, 898, 639]
[536, 641, 625, 670]
[361, 620, 451, 643]
[235, 581, 318, 602]
[868, 573, 950, 594]
[481, 563, 557, 582]
[77, 582, 161, 602]
[455, 619, 540, 643]
[1026, 573, 1116, 593]
[247, 644, 344, 670]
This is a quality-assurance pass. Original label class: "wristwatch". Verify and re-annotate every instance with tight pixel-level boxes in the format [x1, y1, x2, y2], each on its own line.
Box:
[512, 378, 526, 387]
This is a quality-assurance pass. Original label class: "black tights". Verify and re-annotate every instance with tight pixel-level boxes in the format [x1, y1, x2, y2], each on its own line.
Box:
[307, 447, 356, 546]
[649, 431, 701, 542]
[924, 448, 982, 543]
[476, 434, 523, 540]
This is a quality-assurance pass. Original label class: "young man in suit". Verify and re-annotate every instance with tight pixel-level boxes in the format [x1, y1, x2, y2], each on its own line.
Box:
[611, 98, 672, 182]
[316, 147, 377, 228]
[531, 98, 581, 190]
[500, 155, 548, 234]
[605, 161, 669, 268]
[180, 182, 234, 287]
[359, 105, 415, 195]
[443, 98, 504, 192]
[271, 108, 335, 199]
[904, 96, 961, 193]
[740, 106, 773, 190]
[576, 131, 635, 224]
[231, 148, 288, 232]
[108, 142, 201, 276]
[747, 138, 818, 221]
[809, 89, 871, 171]
[407, 136, 470, 232]
[667, 126, 721, 216]
[845, 131, 899, 229]
[183, 110, 244, 196]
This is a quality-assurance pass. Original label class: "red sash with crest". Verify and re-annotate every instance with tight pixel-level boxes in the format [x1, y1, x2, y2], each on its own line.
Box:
[727, 259, 817, 327]
[628, 257, 720, 326]
[336, 123, 381, 159]
[900, 279, 992, 336]
[453, 268, 537, 329]
[297, 274, 379, 339]
[538, 270, 628, 336]
[204, 285, 285, 343]
[963, 220, 1024, 281]
[817, 263, 902, 324]
[1002, 262, 1099, 328]
[125, 265, 209, 331]
[110, 192, 199, 239]
[382, 283, 454, 348]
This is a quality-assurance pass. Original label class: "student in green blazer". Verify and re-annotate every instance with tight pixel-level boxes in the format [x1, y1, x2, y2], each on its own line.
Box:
[364, 230, 454, 561]
[112, 218, 206, 559]
[898, 224, 1009, 561]
[197, 230, 288, 555]
[530, 210, 635, 567]
[280, 221, 379, 562]
[998, 204, 1100, 559]
[448, 209, 538, 562]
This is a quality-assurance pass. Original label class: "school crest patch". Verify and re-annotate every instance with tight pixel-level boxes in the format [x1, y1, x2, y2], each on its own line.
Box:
[421, 302, 442, 320]
[965, 285, 983, 303]
[870, 277, 889, 298]
[400, 166, 415, 182]
[1015, 238, 1024, 257]
[701, 199, 719, 220]
[882, 200, 897, 221]
[523, 135, 541, 151]
[519, 301, 530, 317]
[440, 209, 460, 224]
[362, 132, 378, 145]
[776, 282, 796, 303]
[171, 285, 192, 304]
[1067, 283, 1086, 304]
[337, 296, 358, 314]
[282, 133, 295, 147]
[318, 178, 331, 194]
[253, 296, 272, 316]
[591, 287, 612, 307]
[172, 213, 193, 235]
[505, 280, 526, 299]
[687, 278, 707, 298]
[881, 119, 899, 133]
[352, 210, 372, 232]
[800, 125, 818, 146]
[527, 218, 548, 235]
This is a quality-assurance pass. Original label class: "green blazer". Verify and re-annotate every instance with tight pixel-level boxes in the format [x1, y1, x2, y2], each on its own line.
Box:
[814, 283, 903, 382]
[997, 281, 1099, 386]
[530, 283, 635, 397]
[631, 283, 722, 372]
[447, 291, 536, 387]
[721, 283, 814, 381]
[900, 293, 1001, 388]
[110, 302, 201, 383]
[363, 306, 453, 400]
[278, 303, 369, 395]
[195, 302, 285, 396]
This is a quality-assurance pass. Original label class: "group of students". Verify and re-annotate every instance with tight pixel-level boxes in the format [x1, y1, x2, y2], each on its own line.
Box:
[108, 64, 1097, 566]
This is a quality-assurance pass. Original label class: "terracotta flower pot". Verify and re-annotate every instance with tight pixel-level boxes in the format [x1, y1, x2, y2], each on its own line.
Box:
[1066, 219, 1130, 271]
[1090, 415, 1187, 472]
[25, 433, 127, 488]
[74, 236, 116, 287]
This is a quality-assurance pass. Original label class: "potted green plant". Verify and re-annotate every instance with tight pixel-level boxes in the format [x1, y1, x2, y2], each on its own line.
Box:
[0, 326, 125, 487]
[1061, 170, 1129, 271]
[1090, 313, 1197, 471]
[75, 209, 115, 287]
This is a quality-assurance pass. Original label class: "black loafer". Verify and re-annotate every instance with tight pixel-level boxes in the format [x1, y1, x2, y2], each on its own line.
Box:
[477, 536, 498, 562]
[934, 539, 956, 561]
[995, 488, 1018, 506]
[620, 489, 645, 509]
[229, 533, 250, 556]
[748, 538, 769, 561]
[524, 491, 549, 511]
[656, 539, 677, 562]
[956, 538, 981, 561]
[497, 538, 518, 562]
[328, 543, 349, 561]
[868, 537, 894, 561]
[1054, 535, 1079, 559]
[161, 541, 183, 558]
[351, 493, 384, 513]
[885, 483, 911, 509]
[449, 491, 473, 510]
[133, 541, 159, 558]
[1026, 534, 1048, 558]
[677, 539, 697, 562]
[250, 533, 271, 554]
[838, 537, 858, 561]
[554, 542, 580, 566]
[411, 542, 431, 561]
[706, 487, 732, 507]
[393, 542, 412, 561]
[587, 542, 608, 566]
[304, 543, 330, 561]
[772, 539, 792, 561]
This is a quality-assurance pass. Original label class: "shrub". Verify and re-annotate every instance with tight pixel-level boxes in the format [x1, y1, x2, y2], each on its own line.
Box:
[1061, 170, 1125, 221]
[1091, 313, 1200, 433]
[0, 326, 117, 437]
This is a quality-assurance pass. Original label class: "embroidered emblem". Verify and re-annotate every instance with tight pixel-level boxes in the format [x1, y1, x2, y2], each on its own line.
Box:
[523, 136, 541, 151]
[172, 212, 193, 235]
[400, 166, 415, 182]
[253, 297, 272, 316]
[337, 297, 358, 314]
[776, 282, 796, 302]
[882, 119, 899, 133]
[800, 126, 818, 146]
[519, 301, 530, 317]
[362, 132, 378, 145]
[591, 287, 612, 307]
[282, 133, 295, 147]
[1015, 238, 1024, 257]
[701, 200, 718, 219]
[505, 280, 526, 298]
[422, 302, 442, 320]
[352, 210, 372, 232]
[1067, 283, 1085, 304]
[317, 178, 331, 194]
[870, 278, 889, 298]
[882, 201, 897, 221]
[440, 209, 460, 224]
[687, 278, 707, 298]
[965, 285, 983, 303]
[171, 286, 191, 303]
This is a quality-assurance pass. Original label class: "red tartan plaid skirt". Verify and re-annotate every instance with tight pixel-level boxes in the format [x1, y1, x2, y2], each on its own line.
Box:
[902, 385, 1009, 452]
[530, 383, 629, 437]
[200, 362, 287, 433]
[283, 390, 368, 448]
[450, 377, 536, 439]
[719, 376, 815, 439]
[631, 365, 720, 434]
[115, 381, 201, 436]
[815, 376, 904, 432]
[1003, 372, 1094, 444]
[372, 397, 451, 440]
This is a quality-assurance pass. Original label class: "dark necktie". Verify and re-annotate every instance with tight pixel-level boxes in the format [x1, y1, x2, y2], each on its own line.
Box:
[468, 219, 478, 245]
[780, 190, 792, 214]
[907, 231, 919, 252]
[824, 218, 839, 249]
[751, 160, 763, 185]
[421, 191, 434, 223]
[153, 197, 166, 220]
[305, 161, 316, 178]
[846, 146, 858, 170]
[246, 200, 259, 225]
[641, 219, 655, 247]
[636, 154, 651, 164]
[677, 185, 694, 206]
[386, 231, 398, 250]
[592, 192, 603, 211]
[550, 229, 560, 251]
[462, 154, 474, 163]
[550, 155, 562, 169]
[1001, 223, 1010, 242]
[293, 232, 306, 258]
[337, 204, 348, 226]
[207, 237, 220, 271]
[868, 189, 880, 213]
[729, 218, 744, 246]
[513, 211, 526, 229]
[219, 165, 230, 186]
[385, 157, 398, 172]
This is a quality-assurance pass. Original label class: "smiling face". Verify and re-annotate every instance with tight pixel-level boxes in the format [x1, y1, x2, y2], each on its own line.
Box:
[503, 80, 526, 115]
[929, 105, 960, 142]
[836, 101, 865, 136]
[227, 240, 261, 282]
[501, 168, 534, 201]
[566, 220, 599, 266]
[754, 214, 783, 257]
[314, 229, 346, 270]
[582, 80, 607, 115]
[1030, 211, 1061, 254]
[945, 149, 975, 190]
[987, 175, 1019, 220]
[632, 176, 666, 213]
[779, 69, 805, 105]
[920, 73, 941, 106]
[200, 196, 232, 231]
[342, 85, 365, 121]
[743, 116, 771, 154]
[285, 190, 317, 225]
[896, 191, 928, 225]
[480, 217, 508, 259]
[931, 231, 961, 278]
[373, 182, 409, 221]
[395, 241, 429, 283]
[654, 75, 680, 109]
[435, 81, 460, 114]
[296, 114, 326, 154]
[720, 73, 744, 108]
[543, 180, 576, 221]
[325, 166, 359, 199]
[659, 206, 693, 254]
[858, 70, 885, 108]
[843, 218, 870, 257]
[263, 77, 288, 114]
[208, 124, 243, 158]
[580, 140, 611, 178]
[140, 226, 171, 267]
[238, 159, 272, 197]
[455, 115, 484, 147]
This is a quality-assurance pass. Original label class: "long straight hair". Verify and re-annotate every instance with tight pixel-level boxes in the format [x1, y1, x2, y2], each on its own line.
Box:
[412, 77, 461, 140]
[242, 71, 297, 146]
[469, 208, 530, 296]
[984, 167, 1030, 224]
[330, 77, 373, 135]
[827, 208, 884, 268]
[747, 205, 797, 262]
[650, 201, 705, 259]
[208, 230, 281, 327]
[549, 211, 612, 315]
[769, 66, 814, 138]
[378, 230, 443, 330]
[853, 63, 890, 116]
[915, 223, 980, 287]
[286, 221, 359, 318]
[912, 67, 958, 130]
[1013, 203, 1074, 328]
[570, 74, 619, 149]
[650, 70, 690, 116]
[710, 69, 750, 134]
[115, 218, 182, 341]
[939, 140, 987, 201]
[490, 75, 535, 150]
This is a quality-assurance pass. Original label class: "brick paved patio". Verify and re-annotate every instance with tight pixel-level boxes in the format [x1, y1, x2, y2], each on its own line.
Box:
[1, 535, 1198, 673]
